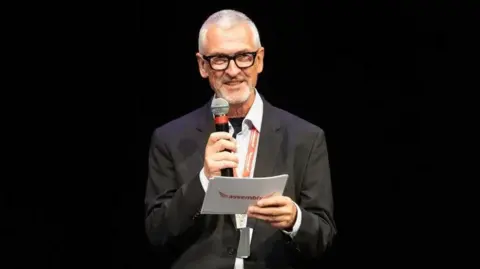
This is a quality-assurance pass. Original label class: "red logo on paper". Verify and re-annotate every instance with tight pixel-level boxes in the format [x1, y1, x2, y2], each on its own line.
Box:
[218, 190, 274, 200]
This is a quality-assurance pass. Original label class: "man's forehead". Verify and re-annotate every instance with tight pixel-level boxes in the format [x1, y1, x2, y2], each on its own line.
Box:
[204, 23, 255, 54]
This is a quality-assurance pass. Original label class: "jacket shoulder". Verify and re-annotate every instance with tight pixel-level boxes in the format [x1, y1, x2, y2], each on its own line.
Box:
[151, 105, 206, 142]
[273, 106, 325, 136]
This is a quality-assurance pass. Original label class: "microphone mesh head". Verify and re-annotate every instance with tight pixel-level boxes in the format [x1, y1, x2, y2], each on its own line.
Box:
[211, 97, 229, 116]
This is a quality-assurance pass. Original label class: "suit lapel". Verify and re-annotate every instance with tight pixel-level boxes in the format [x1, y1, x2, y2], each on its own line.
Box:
[253, 100, 282, 178]
[248, 100, 282, 233]
[194, 100, 215, 160]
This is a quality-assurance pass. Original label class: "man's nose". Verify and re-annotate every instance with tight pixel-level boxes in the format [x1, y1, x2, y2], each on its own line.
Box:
[225, 59, 241, 77]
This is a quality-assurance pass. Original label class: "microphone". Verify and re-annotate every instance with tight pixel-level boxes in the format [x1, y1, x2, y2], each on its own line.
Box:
[211, 97, 234, 177]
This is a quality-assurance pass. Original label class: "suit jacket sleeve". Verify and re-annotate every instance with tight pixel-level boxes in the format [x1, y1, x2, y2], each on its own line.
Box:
[291, 129, 337, 258]
[144, 128, 206, 248]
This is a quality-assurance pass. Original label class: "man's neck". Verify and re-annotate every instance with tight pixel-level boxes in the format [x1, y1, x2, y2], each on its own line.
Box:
[227, 91, 255, 118]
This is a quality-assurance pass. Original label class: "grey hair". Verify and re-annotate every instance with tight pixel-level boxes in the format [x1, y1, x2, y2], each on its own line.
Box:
[198, 9, 262, 54]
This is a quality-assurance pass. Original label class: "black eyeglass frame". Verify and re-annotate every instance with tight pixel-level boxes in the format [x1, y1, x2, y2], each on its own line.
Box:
[202, 50, 259, 71]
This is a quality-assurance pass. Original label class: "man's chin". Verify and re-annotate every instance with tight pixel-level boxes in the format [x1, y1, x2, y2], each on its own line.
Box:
[221, 91, 250, 105]
[227, 98, 248, 105]
[216, 85, 248, 101]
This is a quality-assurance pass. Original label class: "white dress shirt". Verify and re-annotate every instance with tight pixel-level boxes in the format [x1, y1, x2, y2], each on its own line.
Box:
[199, 90, 302, 268]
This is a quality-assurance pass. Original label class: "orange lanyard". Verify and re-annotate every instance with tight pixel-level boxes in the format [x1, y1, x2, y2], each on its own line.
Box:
[233, 127, 259, 178]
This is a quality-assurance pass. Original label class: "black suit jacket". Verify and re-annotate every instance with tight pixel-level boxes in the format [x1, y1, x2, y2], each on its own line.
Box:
[144, 97, 336, 269]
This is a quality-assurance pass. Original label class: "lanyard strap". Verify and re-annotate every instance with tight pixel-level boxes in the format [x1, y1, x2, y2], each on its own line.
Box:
[232, 127, 259, 259]
[233, 127, 259, 178]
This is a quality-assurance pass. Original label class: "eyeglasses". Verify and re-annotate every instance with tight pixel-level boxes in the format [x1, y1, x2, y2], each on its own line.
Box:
[202, 50, 258, 71]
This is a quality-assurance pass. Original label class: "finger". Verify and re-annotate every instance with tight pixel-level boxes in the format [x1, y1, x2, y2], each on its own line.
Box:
[247, 213, 290, 223]
[247, 212, 275, 222]
[248, 205, 289, 216]
[210, 160, 238, 171]
[209, 132, 236, 144]
[211, 151, 239, 163]
[212, 139, 237, 153]
[257, 196, 289, 207]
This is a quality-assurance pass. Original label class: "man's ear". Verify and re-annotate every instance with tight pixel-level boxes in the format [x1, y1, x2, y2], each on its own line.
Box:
[196, 52, 208, 78]
[255, 47, 265, 74]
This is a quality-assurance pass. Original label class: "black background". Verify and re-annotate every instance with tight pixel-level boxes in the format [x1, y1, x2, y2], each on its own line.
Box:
[8, 0, 467, 268]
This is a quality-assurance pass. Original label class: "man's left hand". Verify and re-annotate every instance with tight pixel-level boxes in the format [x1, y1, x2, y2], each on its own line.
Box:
[247, 195, 297, 230]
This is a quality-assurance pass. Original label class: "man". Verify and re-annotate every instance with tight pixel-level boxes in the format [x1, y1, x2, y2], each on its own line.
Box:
[144, 9, 336, 269]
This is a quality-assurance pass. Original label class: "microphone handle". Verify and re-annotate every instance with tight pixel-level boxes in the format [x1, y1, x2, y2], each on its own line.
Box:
[215, 122, 229, 133]
[214, 118, 234, 177]
[221, 168, 234, 177]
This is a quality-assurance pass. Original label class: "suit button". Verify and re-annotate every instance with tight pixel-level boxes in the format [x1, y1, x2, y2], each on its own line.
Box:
[227, 247, 235, 256]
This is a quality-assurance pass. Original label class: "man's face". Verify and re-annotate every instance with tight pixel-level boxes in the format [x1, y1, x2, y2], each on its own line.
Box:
[196, 23, 264, 105]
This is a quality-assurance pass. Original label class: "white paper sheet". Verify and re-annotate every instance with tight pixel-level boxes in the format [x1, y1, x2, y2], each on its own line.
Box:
[200, 174, 289, 215]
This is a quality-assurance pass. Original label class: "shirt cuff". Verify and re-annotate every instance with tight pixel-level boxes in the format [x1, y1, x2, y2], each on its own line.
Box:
[282, 202, 302, 238]
[199, 167, 210, 192]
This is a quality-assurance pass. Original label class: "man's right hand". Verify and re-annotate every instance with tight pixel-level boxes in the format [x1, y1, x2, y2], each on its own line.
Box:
[204, 132, 238, 179]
